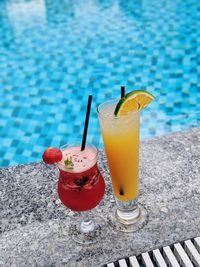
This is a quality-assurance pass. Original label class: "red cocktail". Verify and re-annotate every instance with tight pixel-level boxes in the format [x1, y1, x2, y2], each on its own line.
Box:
[42, 95, 106, 244]
[57, 144, 106, 244]
[58, 164, 105, 211]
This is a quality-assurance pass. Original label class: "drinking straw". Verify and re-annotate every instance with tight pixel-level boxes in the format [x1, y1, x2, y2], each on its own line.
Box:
[119, 187, 124, 196]
[81, 95, 92, 151]
[120, 86, 125, 195]
[121, 86, 125, 98]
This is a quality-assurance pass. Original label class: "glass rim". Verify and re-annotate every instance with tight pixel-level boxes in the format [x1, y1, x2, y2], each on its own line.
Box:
[58, 143, 98, 169]
[97, 98, 140, 119]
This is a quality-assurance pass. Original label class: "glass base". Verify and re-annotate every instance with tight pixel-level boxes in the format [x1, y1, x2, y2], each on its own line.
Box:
[108, 202, 148, 233]
[62, 214, 107, 244]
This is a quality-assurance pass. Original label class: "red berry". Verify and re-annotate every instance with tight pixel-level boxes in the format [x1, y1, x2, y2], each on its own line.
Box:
[42, 147, 62, 164]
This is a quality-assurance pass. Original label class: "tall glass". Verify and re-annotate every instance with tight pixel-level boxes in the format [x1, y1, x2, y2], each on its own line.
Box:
[57, 143, 106, 243]
[98, 99, 147, 232]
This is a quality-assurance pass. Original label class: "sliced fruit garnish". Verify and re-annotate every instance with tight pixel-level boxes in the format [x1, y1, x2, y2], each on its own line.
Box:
[64, 157, 74, 169]
[114, 90, 155, 116]
[42, 147, 62, 164]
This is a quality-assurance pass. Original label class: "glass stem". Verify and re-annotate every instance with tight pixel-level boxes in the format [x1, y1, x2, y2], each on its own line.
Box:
[80, 211, 95, 233]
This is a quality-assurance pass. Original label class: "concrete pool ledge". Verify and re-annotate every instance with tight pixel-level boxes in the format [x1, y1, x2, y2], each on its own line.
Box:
[0, 128, 200, 266]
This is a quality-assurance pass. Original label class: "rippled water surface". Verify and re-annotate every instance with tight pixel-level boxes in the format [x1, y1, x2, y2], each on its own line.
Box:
[0, 0, 200, 166]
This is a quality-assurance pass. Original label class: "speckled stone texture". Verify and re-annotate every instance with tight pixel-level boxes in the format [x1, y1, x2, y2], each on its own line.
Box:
[0, 128, 200, 266]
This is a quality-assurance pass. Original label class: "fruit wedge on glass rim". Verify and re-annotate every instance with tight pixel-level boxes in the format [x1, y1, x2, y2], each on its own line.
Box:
[114, 90, 155, 116]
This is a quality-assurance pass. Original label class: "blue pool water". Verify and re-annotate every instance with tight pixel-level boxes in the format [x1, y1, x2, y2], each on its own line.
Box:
[0, 0, 200, 166]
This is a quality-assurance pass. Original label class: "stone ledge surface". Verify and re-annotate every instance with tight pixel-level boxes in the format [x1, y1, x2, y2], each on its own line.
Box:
[0, 128, 200, 266]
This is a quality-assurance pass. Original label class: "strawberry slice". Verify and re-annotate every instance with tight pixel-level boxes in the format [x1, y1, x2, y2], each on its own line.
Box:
[42, 147, 62, 164]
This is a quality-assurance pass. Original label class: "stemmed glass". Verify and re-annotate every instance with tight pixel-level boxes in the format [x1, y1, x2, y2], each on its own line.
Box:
[57, 142, 106, 244]
[98, 99, 148, 232]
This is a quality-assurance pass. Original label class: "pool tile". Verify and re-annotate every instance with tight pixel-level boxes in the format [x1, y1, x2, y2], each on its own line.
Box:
[0, 0, 200, 166]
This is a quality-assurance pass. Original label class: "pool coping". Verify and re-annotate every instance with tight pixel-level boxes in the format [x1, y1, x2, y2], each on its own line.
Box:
[0, 127, 200, 266]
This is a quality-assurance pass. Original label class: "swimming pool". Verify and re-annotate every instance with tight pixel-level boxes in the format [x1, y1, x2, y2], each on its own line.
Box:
[0, 0, 200, 167]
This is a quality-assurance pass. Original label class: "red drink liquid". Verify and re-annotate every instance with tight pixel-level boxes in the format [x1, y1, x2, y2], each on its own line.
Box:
[57, 146, 105, 212]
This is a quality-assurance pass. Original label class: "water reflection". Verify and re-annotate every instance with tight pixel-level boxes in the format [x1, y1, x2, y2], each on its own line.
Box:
[0, 1, 15, 49]
[7, 0, 47, 36]
[1, 0, 144, 35]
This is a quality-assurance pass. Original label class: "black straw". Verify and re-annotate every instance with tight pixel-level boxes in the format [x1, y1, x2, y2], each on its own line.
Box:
[121, 86, 125, 98]
[119, 187, 124, 196]
[81, 95, 92, 151]
[120, 86, 125, 196]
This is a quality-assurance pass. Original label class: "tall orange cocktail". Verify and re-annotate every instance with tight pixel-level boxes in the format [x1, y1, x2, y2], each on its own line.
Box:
[98, 100, 139, 202]
[98, 90, 154, 232]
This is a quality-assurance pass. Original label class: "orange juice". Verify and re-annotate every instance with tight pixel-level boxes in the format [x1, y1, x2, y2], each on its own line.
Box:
[98, 100, 140, 201]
